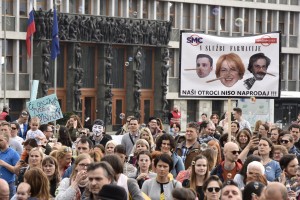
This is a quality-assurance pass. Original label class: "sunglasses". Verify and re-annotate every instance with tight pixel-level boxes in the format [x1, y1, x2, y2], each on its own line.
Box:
[231, 150, 241, 155]
[207, 187, 221, 193]
[280, 140, 289, 144]
[80, 132, 87, 135]
[11, 127, 17, 130]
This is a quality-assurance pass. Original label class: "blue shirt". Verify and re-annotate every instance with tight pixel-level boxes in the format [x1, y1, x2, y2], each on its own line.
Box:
[264, 160, 281, 181]
[0, 147, 20, 183]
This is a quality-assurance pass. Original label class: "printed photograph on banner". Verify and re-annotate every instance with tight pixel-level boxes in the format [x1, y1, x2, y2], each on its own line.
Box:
[179, 32, 280, 98]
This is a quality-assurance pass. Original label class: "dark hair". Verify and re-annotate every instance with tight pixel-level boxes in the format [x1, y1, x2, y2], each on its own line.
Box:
[10, 122, 20, 130]
[288, 124, 300, 131]
[260, 124, 269, 132]
[186, 122, 199, 132]
[248, 53, 271, 73]
[243, 181, 266, 200]
[148, 117, 157, 123]
[172, 188, 197, 200]
[129, 118, 139, 123]
[94, 144, 105, 154]
[259, 137, 274, 158]
[201, 113, 208, 117]
[202, 175, 222, 193]
[77, 137, 93, 149]
[238, 155, 262, 180]
[101, 154, 124, 175]
[222, 179, 239, 188]
[87, 161, 115, 181]
[93, 119, 104, 126]
[172, 122, 181, 131]
[58, 126, 72, 147]
[231, 121, 240, 130]
[114, 144, 126, 155]
[279, 154, 297, 170]
[196, 54, 213, 66]
[23, 138, 38, 147]
[155, 134, 176, 151]
[236, 129, 251, 147]
[39, 124, 48, 132]
[219, 133, 229, 148]
[154, 153, 173, 172]
[233, 107, 242, 115]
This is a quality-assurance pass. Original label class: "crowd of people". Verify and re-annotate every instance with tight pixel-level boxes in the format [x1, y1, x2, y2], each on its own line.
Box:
[0, 106, 300, 200]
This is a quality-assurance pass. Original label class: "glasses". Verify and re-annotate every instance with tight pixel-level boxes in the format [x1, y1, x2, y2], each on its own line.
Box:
[280, 140, 290, 144]
[11, 127, 17, 130]
[231, 150, 241, 155]
[78, 163, 90, 168]
[80, 132, 87, 135]
[207, 187, 221, 193]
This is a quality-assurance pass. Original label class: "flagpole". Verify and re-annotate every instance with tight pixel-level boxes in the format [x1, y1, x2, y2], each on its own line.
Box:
[3, 0, 7, 105]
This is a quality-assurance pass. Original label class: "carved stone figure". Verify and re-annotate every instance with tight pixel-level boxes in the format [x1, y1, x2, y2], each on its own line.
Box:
[105, 100, 112, 124]
[75, 43, 82, 68]
[106, 59, 112, 84]
[74, 84, 82, 111]
[135, 47, 142, 70]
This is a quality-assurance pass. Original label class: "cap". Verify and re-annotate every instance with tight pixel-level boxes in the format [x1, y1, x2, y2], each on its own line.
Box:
[98, 184, 127, 200]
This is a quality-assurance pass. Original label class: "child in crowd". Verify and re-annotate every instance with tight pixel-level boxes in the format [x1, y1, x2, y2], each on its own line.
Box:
[16, 182, 32, 200]
[25, 117, 46, 145]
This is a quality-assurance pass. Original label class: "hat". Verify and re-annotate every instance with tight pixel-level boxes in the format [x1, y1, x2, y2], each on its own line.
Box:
[21, 111, 29, 117]
[98, 184, 127, 200]
[93, 119, 104, 126]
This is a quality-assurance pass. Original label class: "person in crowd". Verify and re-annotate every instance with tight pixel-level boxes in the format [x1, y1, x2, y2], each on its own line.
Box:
[15, 110, 29, 140]
[38, 124, 53, 155]
[278, 154, 299, 193]
[211, 142, 243, 181]
[56, 153, 93, 200]
[176, 122, 201, 169]
[270, 127, 282, 145]
[233, 107, 251, 131]
[140, 127, 155, 151]
[245, 161, 267, 186]
[219, 133, 236, 149]
[66, 114, 83, 142]
[142, 153, 182, 199]
[198, 121, 215, 144]
[258, 137, 281, 181]
[1, 121, 23, 155]
[231, 121, 240, 138]
[25, 117, 46, 146]
[10, 122, 24, 145]
[210, 114, 220, 127]
[234, 155, 263, 189]
[83, 162, 115, 200]
[236, 129, 251, 150]
[21, 167, 50, 200]
[128, 139, 150, 165]
[215, 53, 245, 88]
[78, 128, 90, 138]
[148, 117, 164, 140]
[0, 178, 10, 200]
[94, 144, 105, 154]
[172, 188, 197, 200]
[221, 180, 242, 200]
[170, 122, 181, 138]
[101, 154, 144, 200]
[207, 140, 222, 165]
[0, 130, 20, 198]
[219, 112, 231, 133]
[0, 105, 11, 122]
[121, 118, 140, 156]
[155, 133, 185, 178]
[89, 149, 103, 162]
[114, 144, 137, 178]
[168, 105, 181, 126]
[57, 126, 73, 148]
[259, 123, 269, 138]
[238, 134, 260, 163]
[243, 181, 266, 200]
[42, 155, 60, 198]
[53, 146, 73, 177]
[288, 124, 300, 150]
[202, 175, 222, 200]
[105, 140, 118, 155]
[16, 182, 31, 200]
[116, 115, 134, 135]
[262, 182, 289, 200]
[254, 120, 263, 133]
[90, 119, 112, 147]
[280, 134, 300, 161]
[20, 139, 38, 164]
[183, 155, 209, 199]
[98, 184, 128, 200]
[135, 150, 156, 188]
[16, 147, 44, 185]
[273, 144, 288, 162]
[201, 147, 218, 172]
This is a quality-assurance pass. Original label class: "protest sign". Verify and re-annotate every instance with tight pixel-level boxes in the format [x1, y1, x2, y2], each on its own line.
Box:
[26, 94, 63, 124]
[180, 32, 281, 98]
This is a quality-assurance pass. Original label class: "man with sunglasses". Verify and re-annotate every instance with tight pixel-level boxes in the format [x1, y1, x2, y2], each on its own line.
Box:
[211, 142, 243, 181]
[280, 134, 300, 162]
[1, 122, 23, 155]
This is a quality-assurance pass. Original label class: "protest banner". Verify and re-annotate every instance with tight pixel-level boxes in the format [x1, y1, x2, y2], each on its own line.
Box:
[180, 32, 281, 98]
[26, 94, 63, 124]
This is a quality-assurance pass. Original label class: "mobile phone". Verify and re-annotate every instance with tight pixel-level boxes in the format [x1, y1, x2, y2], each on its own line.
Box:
[252, 131, 258, 137]
[19, 160, 25, 164]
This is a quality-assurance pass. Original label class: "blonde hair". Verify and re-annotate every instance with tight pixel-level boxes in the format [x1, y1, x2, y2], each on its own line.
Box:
[105, 140, 118, 150]
[55, 146, 72, 160]
[131, 139, 150, 155]
[70, 153, 93, 181]
[140, 127, 154, 147]
[30, 117, 41, 125]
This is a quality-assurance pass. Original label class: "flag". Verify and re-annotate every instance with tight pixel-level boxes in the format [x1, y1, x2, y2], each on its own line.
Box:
[51, 8, 60, 60]
[26, 10, 36, 58]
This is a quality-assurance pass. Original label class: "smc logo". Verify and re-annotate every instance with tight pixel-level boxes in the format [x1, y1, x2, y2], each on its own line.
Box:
[186, 35, 203, 46]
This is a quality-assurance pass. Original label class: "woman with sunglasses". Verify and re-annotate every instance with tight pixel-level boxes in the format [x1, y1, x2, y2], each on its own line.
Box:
[258, 137, 281, 181]
[56, 153, 93, 200]
[53, 145, 73, 177]
[202, 175, 222, 200]
[183, 155, 209, 199]
[42, 156, 61, 197]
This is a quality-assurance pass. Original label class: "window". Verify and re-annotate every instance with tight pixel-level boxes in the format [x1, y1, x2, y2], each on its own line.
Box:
[156, 1, 164, 20]
[143, 0, 149, 19]
[220, 7, 225, 31]
[2, 0, 13, 15]
[289, 12, 295, 35]
[280, 0, 288, 4]
[36, 0, 47, 10]
[20, 0, 27, 16]
[232, 8, 241, 32]
[279, 11, 285, 35]
[168, 49, 175, 77]
[82, 45, 95, 88]
[49, 44, 65, 88]
[187, 100, 197, 123]
[19, 41, 27, 73]
[256, 9, 262, 33]
[169, 2, 175, 26]
[2, 40, 13, 73]
[267, 10, 272, 32]
[85, 0, 91, 14]
[100, 0, 107, 15]
[182, 3, 190, 29]
[244, 9, 249, 33]
[111, 47, 125, 89]
[195, 5, 201, 30]
[208, 5, 216, 31]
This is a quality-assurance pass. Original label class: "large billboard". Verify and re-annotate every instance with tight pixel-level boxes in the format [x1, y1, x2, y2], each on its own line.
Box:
[179, 32, 281, 98]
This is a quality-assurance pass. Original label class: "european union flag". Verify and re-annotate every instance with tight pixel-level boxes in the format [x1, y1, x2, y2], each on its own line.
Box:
[51, 8, 60, 60]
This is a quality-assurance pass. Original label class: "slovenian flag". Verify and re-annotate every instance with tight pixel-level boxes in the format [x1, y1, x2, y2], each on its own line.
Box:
[26, 10, 36, 58]
[51, 8, 60, 60]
